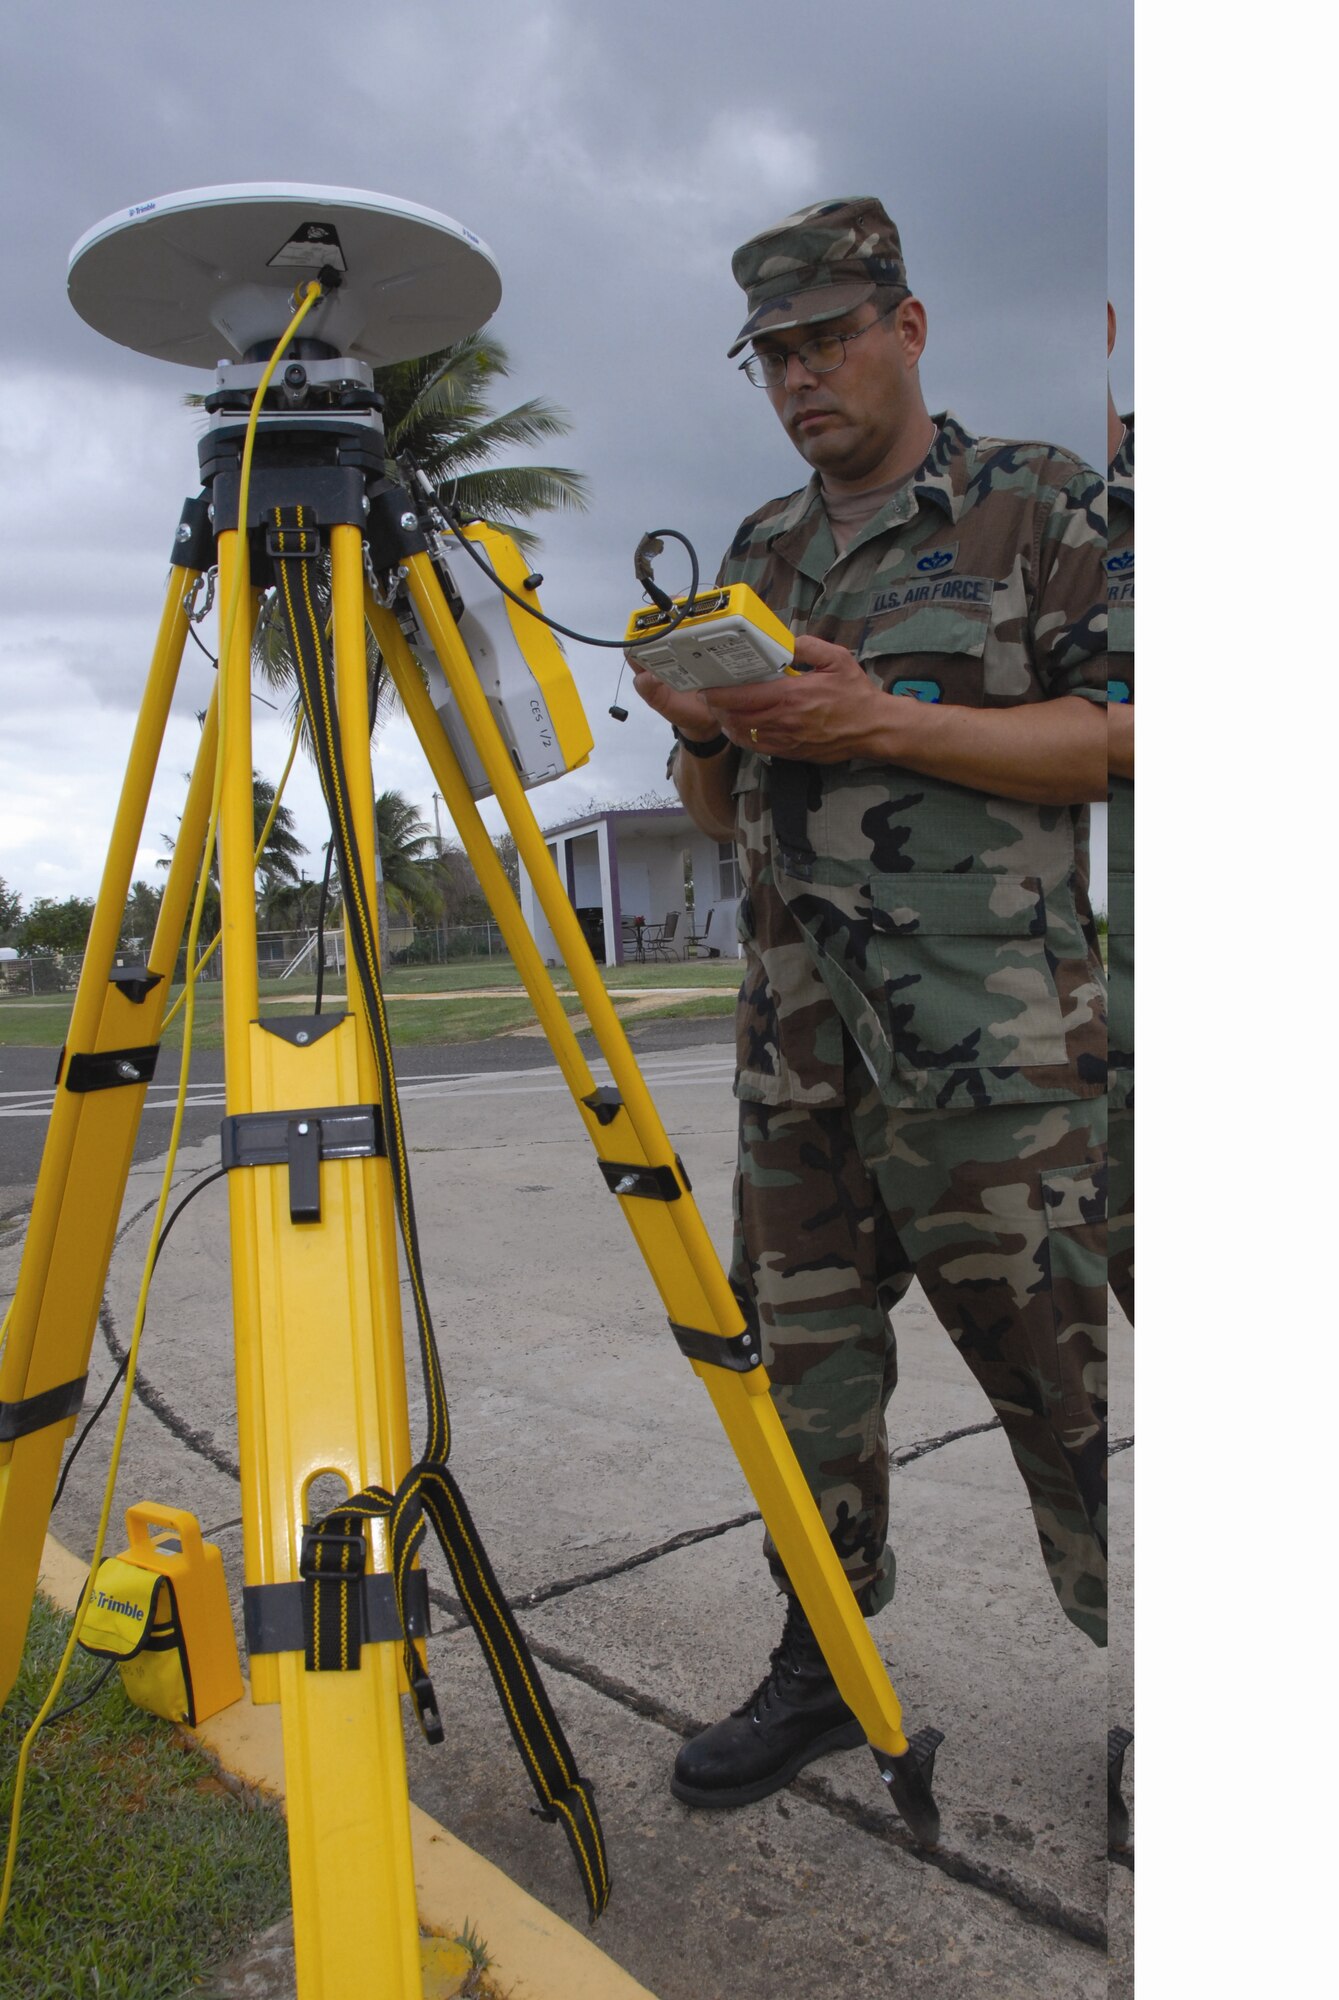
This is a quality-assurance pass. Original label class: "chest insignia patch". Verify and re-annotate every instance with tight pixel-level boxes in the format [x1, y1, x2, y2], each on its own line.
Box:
[914, 547, 957, 574]
[870, 574, 992, 614]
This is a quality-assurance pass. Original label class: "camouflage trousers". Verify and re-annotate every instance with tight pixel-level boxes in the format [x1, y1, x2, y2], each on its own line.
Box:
[1108, 1097, 1134, 1325]
[1108, 918, 1134, 1325]
[730, 1048, 1108, 1646]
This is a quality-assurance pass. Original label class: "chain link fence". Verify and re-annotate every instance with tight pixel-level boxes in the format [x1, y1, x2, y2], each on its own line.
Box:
[0, 924, 515, 998]
[386, 923, 510, 967]
[0, 952, 84, 996]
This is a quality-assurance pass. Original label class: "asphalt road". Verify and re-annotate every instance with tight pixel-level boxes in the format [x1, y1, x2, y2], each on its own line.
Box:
[0, 1017, 734, 1218]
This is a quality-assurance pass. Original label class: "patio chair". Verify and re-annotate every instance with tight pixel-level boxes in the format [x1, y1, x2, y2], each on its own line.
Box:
[643, 911, 680, 960]
[686, 906, 717, 958]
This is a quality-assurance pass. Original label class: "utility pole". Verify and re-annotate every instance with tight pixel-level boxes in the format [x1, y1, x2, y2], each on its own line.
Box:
[431, 793, 446, 962]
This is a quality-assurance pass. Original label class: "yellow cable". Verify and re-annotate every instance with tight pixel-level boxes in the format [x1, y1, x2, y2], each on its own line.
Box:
[161, 698, 305, 1032]
[0, 279, 326, 1931]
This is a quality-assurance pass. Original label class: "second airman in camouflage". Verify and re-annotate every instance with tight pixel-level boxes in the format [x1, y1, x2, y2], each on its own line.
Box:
[633, 197, 1108, 1807]
[1106, 301, 1134, 1325]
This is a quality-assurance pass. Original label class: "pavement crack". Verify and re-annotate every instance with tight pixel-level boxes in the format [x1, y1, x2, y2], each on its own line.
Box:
[98, 1295, 241, 1482]
[893, 1418, 1001, 1466]
[61, 1176, 244, 1488]
[514, 1512, 764, 1609]
[781, 1768, 1106, 1949]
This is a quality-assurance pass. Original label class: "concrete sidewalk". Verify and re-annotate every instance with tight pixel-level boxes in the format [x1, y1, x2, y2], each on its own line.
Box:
[3, 1024, 1130, 1998]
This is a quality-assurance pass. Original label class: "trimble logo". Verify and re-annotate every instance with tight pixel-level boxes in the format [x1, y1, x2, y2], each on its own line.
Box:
[95, 1589, 145, 1621]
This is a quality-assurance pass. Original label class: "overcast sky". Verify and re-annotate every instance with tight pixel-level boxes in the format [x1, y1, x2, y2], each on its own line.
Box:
[0, 0, 1131, 913]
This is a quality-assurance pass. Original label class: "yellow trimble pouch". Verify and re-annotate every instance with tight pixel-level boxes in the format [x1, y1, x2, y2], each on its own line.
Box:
[77, 1503, 243, 1725]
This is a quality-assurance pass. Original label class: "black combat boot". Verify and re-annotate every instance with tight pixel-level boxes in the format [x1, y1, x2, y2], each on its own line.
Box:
[671, 1596, 866, 1807]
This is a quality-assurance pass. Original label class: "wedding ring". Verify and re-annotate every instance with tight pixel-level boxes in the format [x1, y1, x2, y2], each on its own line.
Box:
[749, 727, 759, 744]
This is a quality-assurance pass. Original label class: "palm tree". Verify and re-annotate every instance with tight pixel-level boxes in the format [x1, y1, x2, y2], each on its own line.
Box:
[159, 769, 307, 943]
[374, 791, 441, 927]
[245, 332, 588, 727]
[251, 773, 306, 889]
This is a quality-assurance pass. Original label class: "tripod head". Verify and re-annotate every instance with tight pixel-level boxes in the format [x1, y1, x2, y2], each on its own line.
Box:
[67, 183, 501, 368]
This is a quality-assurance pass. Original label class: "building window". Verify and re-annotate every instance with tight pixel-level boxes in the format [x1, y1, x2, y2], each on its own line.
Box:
[717, 843, 742, 899]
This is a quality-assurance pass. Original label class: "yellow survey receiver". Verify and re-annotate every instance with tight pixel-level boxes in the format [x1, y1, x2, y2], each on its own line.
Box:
[410, 519, 594, 801]
[77, 1503, 243, 1726]
[625, 583, 794, 693]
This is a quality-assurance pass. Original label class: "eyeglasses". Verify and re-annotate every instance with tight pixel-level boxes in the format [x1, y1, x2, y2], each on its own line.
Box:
[739, 304, 900, 389]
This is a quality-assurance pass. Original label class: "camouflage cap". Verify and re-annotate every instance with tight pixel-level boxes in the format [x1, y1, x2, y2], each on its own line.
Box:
[727, 197, 909, 358]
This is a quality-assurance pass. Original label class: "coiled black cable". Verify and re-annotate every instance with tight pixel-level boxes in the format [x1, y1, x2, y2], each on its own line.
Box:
[434, 501, 701, 649]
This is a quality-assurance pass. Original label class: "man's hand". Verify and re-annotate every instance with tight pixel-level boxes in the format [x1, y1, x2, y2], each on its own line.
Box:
[705, 634, 889, 762]
[630, 664, 721, 741]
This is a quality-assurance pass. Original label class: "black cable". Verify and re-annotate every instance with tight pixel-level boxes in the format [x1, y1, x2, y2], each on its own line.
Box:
[187, 609, 278, 707]
[313, 836, 336, 1014]
[186, 621, 217, 668]
[39, 1656, 119, 1730]
[437, 504, 701, 650]
[52, 1167, 229, 1509]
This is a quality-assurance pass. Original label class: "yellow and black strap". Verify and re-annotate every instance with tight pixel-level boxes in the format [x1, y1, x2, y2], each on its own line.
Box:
[272, 509, 610, 1918]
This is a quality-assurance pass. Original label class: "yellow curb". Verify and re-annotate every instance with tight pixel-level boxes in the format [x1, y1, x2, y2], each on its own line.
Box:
[38, 1534, 656, 2000]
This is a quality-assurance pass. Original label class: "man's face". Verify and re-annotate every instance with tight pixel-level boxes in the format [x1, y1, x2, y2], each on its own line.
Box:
[755, 300, 923, 484]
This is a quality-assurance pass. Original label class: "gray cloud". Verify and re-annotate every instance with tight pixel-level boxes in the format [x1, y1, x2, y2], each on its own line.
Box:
[1, 0, 1124, 901]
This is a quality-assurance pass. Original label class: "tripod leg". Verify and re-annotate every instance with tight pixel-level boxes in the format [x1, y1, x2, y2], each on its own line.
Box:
[218, 525, 424, 1997]
[377, 572, 940, 1843]
[0, 543, 213, 1702]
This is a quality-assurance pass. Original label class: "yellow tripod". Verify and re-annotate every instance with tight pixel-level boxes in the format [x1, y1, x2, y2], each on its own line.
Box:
[0, 186, 941, 1999]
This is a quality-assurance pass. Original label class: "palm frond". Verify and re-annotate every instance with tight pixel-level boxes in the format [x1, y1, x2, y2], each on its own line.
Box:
[445, 466, 590, 519]
[409, 398, 582, 477]
[380, 335, 513, 447]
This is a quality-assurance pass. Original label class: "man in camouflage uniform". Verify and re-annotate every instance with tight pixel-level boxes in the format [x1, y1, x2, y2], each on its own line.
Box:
[633, 198, 1107, 1807]
[1106, 301, 1134, 1323]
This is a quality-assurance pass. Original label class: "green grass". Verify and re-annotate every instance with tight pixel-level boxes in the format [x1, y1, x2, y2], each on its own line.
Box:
[599, 960, 737, 990]
[375, 960, 528, 992]
[616, 994, 735, 1022]
[0, 1595, 290, 2000]
[0, 960, 740, 1050]
[359, 994, 587, 1045]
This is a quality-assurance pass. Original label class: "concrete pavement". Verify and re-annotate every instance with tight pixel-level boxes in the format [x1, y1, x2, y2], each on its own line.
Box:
[2, 1020, 1131, 1998]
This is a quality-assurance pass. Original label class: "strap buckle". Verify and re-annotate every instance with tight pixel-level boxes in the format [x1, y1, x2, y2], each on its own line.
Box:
[409, 1659, 444, 1744]
[299, 1525, 368, 1581]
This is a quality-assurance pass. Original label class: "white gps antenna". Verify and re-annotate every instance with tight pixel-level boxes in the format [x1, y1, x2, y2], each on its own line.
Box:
[67, 182, 501, 365]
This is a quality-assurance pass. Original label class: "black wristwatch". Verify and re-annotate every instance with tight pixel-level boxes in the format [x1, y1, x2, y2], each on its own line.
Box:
[672, 726, 729, 759]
